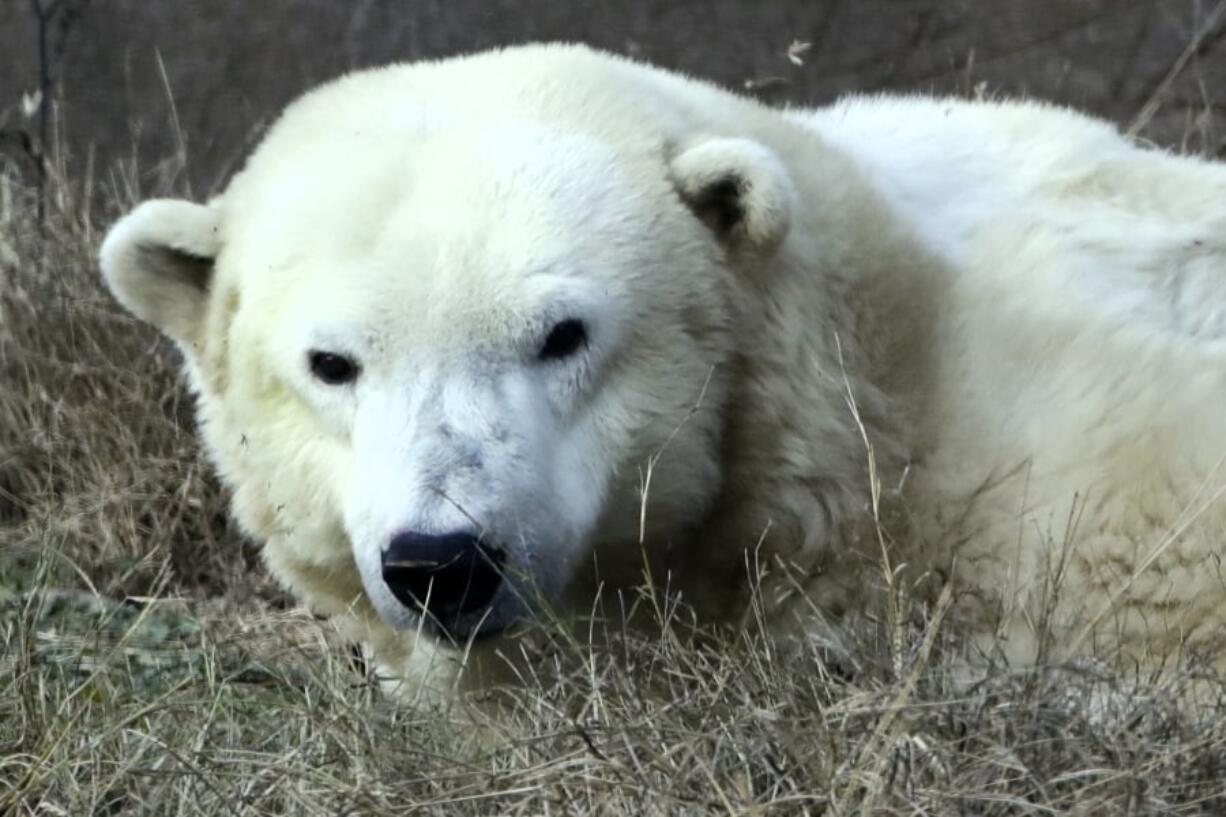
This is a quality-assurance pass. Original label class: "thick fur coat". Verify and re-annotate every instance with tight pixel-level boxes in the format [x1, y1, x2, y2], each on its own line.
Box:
[100, 44, 1226, 699]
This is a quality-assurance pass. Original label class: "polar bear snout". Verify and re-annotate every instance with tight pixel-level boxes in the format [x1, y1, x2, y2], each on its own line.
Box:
[381, 531, 507, 637]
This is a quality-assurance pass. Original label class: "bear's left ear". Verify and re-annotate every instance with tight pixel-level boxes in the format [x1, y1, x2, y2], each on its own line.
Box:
[99, 199, 221, 353]
[670, 137, 794, 257]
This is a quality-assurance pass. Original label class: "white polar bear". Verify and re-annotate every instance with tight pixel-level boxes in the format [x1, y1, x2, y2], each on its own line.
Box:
[100, 44, 1226, 698]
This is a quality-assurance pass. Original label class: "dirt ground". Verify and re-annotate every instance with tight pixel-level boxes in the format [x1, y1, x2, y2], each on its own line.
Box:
[1, 0, 1224, 194]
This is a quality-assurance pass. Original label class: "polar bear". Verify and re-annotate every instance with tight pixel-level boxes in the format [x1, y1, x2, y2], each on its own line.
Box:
[100, 44, 1226, 698]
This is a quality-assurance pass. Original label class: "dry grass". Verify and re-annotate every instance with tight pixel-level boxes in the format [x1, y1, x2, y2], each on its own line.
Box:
[4, 150, 1226, 815]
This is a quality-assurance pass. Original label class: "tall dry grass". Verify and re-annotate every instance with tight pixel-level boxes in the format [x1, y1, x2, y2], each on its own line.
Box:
[3, 122, 1226, 816]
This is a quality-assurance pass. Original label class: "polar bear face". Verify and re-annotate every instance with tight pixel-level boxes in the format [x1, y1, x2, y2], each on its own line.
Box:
[101, 81, 795, 644]
[267, 127, 666, 639]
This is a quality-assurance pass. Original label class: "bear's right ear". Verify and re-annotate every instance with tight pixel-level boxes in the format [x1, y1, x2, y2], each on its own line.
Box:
[99, 199, 220, 352]
[670, 137, 794, 258]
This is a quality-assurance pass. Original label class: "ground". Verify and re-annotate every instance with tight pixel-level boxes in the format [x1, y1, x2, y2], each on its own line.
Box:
[4, 3, 1226, 814]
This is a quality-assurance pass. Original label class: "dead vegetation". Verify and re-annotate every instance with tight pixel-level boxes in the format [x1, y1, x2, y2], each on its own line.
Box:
[4, 149, 1226, 817]
[5, 3, 1226, 812]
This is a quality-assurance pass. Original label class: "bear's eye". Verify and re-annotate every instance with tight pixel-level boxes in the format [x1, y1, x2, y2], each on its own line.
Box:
[538, 319, 588, 361]
[308, 350, 361, 385]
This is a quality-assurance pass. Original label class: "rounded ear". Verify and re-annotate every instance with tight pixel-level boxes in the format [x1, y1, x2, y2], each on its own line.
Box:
[670, 137, 794, 256]
[99, 199, 220, 352]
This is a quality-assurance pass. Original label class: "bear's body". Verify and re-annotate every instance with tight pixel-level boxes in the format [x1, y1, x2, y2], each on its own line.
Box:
[101, 45, 1226, 699]
[806, 97, 1226, 664]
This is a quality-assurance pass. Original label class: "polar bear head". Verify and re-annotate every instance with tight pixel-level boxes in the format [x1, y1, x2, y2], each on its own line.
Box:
[100, 48, 797, 645]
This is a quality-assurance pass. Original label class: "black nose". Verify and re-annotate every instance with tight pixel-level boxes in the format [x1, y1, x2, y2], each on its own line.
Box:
[381, 531, 505, 627]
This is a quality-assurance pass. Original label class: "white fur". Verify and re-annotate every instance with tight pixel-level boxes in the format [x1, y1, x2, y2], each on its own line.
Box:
[100, 44, 1226, 698]
[98, 199, 220, 348]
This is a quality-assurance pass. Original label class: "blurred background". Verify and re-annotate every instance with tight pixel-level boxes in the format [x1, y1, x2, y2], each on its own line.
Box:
[1, 0, 1224, 198]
